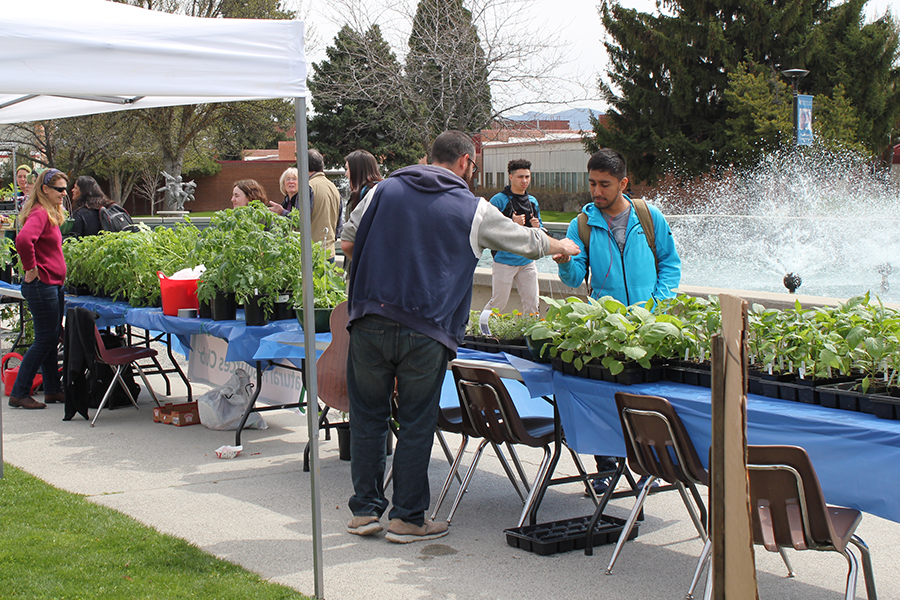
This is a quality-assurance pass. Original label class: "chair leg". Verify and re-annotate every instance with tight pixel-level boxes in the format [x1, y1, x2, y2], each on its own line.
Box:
[491, 443, 527, 502]
[435, 430, 463, 484]
[779, 547, 795, 577]
[446, 439, 489, 525]
[90, 377, 120, 427]
[840, 546, 859, 600]
[133, 364, 161, 407]
[702, 562, 713, 600]
[849, 535, 878, 600]
[506, 443, 531, 492]
[675, 481, 707, 541]
[606, 474, 655, 575]
[430, 434, 469, 521]
[516, 445, 552, 528]
[566, 446, 597, 503]
[686, 537, 711, 599]
[114, 367, 140, 409]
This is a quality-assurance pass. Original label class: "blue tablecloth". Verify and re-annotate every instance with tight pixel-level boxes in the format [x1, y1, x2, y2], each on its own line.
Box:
[61, 292, 306, 364]
[532, 366, 900, 524]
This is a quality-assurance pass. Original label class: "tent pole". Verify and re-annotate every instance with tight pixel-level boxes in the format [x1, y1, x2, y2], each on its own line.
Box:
[294, 96, 325, 600]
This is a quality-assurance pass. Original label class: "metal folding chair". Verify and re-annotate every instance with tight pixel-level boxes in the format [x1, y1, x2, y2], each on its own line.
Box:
[91, 325, 161, 426]
[688, 445, 877, 600]
[436, 363, 589, 527]
[602, 392, 709, 575]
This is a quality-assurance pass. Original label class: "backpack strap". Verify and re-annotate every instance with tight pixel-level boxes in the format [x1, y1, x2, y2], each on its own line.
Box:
[576, 212, 592, 295]
[631, 197, 659, 274]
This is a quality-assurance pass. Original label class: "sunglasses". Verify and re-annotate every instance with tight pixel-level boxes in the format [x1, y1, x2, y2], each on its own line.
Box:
[46, 185, 67, 193]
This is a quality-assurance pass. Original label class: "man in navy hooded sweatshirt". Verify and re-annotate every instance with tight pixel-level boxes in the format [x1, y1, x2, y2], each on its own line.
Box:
[345, 131, 580, 543]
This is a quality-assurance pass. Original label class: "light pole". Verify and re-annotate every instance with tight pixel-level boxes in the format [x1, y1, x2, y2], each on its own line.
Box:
[781, 69, 809, 144]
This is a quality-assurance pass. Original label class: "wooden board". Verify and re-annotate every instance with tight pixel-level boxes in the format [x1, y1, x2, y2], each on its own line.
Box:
[710, 293, 758, 600]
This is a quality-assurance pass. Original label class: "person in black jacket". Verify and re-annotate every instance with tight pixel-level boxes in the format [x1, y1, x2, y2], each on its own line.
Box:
[70, 176, 119, 237]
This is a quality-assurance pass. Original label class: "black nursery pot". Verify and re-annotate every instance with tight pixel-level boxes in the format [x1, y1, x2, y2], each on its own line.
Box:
[210, 291, 237, 321]
[271, 292, 294, 321]
[198, 298, 212, 319]
[244, 295, 269, 327]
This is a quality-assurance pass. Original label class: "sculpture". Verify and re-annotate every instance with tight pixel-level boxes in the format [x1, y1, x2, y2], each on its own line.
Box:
[157, 171, 196, 211]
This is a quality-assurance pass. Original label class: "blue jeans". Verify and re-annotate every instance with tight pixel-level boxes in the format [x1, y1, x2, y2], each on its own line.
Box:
[11, 280, 64, 398]
[347, 315, 449, 525]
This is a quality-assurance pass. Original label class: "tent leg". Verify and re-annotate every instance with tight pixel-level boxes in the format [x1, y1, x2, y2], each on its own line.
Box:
[295, 96, 325, 600]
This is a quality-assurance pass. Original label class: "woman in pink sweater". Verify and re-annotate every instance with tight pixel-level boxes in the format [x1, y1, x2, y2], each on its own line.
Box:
[9, 168, 68, 409]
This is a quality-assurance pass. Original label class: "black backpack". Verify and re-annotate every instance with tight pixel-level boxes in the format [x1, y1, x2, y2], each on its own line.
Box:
[99, 204, 137, 233]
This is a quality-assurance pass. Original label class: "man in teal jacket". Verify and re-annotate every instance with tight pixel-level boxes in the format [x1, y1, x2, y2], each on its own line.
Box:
[553, 148, 682, 494]
[554, 149, 681, 304]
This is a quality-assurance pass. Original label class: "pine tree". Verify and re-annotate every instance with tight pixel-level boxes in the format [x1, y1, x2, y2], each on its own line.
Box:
[589, 0, 900, 183]
[406, 0, 492, 145]
[309, 25, 424, 170]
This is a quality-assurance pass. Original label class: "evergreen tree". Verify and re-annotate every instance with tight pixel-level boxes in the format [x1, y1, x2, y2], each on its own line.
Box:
[589, 0, 900, 183]
[406, 0, 493, 145]
[309, 25, 423, 171]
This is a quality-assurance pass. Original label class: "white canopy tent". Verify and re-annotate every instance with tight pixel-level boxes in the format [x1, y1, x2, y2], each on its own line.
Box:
[0, 1, 326, 597]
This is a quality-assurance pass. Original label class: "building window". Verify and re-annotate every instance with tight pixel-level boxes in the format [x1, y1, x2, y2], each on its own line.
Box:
[485, 172, 493, 188]
[497, 173, 504, 189]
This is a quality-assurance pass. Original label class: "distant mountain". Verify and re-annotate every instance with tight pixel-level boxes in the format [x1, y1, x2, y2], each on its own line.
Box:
[506, 108, 601, 130]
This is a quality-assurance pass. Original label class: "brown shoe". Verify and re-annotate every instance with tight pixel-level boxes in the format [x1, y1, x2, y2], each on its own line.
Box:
[43, 392, 64, 404]
[9, 395, 47, 409]
[384, 518, 449, 544]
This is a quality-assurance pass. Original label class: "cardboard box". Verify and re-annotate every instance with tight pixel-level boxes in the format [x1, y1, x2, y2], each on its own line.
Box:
[153, 402, 200, 426]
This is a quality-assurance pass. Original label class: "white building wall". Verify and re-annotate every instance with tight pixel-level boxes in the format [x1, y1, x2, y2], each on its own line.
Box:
[482, 138, 592, 191]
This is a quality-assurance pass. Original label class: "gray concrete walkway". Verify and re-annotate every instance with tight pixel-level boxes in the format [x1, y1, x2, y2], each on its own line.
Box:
[2, 378, 896, 600]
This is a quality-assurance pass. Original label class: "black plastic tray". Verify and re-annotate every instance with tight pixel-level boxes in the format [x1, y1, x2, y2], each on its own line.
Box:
[504, 514, 636, 556]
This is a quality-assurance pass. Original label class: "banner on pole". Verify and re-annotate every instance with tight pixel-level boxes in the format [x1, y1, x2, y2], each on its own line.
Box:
[797, 95, 813, 146]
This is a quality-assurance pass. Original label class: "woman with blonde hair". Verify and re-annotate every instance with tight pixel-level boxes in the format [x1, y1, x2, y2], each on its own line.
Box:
[9, 168, 68, 409]
[231, 179, 267, 208]
[268, 167, 300, 216]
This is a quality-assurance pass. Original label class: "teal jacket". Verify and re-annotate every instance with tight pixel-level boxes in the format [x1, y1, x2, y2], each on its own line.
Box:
[489, 191, 542, 266]
[557, 199, 681, 305]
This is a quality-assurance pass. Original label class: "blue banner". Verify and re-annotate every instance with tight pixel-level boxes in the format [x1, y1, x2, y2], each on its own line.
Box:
[796, 94, 813, 146]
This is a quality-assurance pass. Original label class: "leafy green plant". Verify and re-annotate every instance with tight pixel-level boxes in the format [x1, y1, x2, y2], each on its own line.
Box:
[525, 295, 685, 374]
[465, 309, 541, 341]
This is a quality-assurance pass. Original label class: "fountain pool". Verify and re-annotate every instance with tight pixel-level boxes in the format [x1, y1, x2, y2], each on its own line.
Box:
[478, 148, 900, 303]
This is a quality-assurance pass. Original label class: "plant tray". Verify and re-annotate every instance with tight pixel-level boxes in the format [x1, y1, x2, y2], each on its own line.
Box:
[461, 336, 531, 359]
[815, 381, 876, 414]
[664, 365, 711, 388]
[550, 358, 664, 386]
[867, 390, 900, 420]
[504, 514, 635, 556]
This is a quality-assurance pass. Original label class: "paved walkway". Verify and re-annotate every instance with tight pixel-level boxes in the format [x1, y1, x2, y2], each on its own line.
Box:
[2, 378, 896, 600]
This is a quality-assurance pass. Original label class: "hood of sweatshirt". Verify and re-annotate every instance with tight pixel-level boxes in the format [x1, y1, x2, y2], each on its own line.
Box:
[390, 164, 470, 195]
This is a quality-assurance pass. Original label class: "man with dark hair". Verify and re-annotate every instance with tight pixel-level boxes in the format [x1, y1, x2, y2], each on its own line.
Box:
[554, 147, 681, 495]
[346, 130, 580, 543]
[307, 148, 341, 259]
[484, 158, 542, 315]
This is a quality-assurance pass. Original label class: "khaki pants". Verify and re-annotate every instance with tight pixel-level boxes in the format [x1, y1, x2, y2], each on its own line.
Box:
[484, 261, 539, 315]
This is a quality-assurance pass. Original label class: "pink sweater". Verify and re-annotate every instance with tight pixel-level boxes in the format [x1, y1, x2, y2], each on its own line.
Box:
[16, 206, 66, 285]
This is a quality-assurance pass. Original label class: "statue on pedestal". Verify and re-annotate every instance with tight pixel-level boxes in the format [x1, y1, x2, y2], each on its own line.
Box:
[157, 171, 196, 211]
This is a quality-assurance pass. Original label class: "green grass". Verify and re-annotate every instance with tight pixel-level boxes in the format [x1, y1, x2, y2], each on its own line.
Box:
[540, 210, 578, 224]
[0, 464, 310, 600]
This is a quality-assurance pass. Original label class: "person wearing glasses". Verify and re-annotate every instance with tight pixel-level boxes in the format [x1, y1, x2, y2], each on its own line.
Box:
[9, 168, 68, 410]
[343, 131, 580, 544]
[483, 159, 542, 316]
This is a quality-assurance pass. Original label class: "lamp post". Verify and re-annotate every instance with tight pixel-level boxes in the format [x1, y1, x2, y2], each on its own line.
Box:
[781, 69, 809, 145]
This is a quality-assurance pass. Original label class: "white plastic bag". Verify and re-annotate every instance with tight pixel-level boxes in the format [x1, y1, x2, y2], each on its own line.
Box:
[170, 265, 206, 279]
[197, 368, 267, 430]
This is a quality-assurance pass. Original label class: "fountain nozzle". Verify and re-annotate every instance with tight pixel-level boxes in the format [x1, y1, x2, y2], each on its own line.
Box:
[784, 273, 802, 294]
